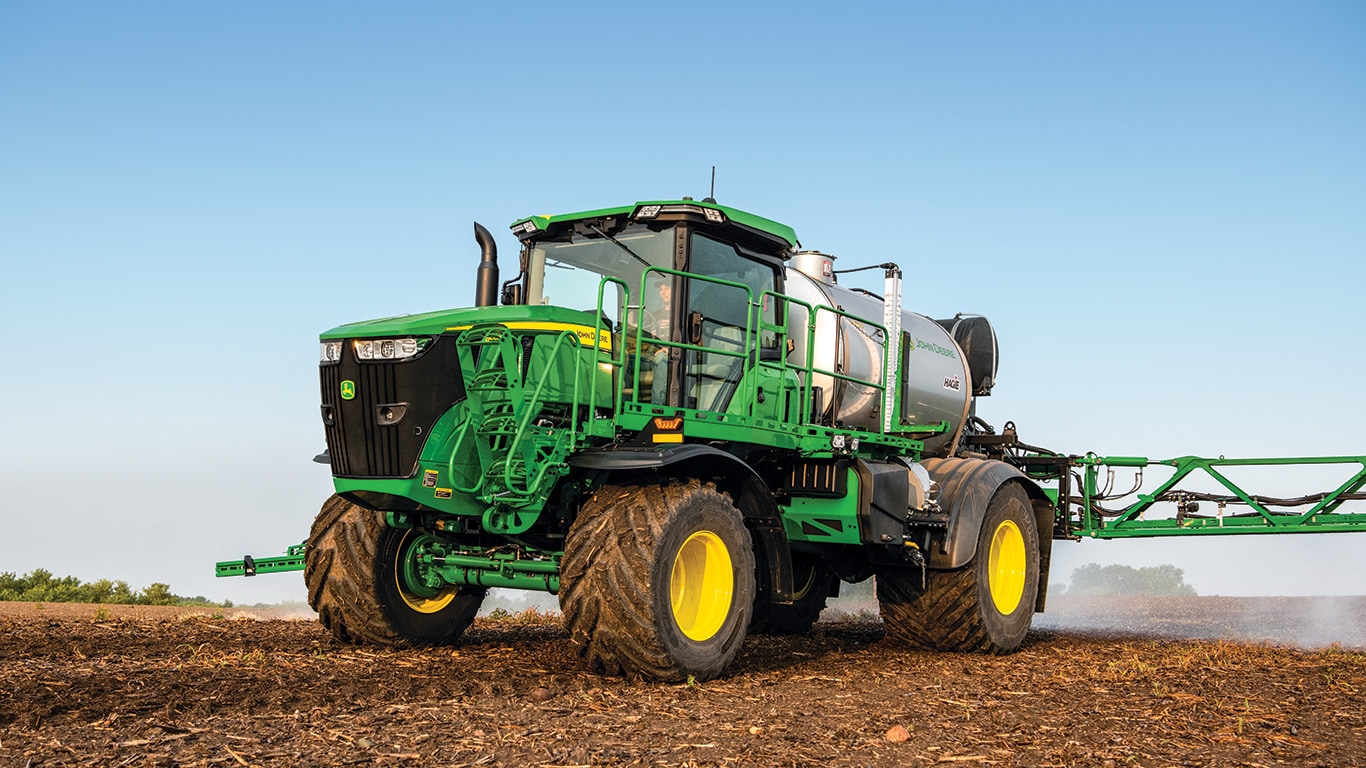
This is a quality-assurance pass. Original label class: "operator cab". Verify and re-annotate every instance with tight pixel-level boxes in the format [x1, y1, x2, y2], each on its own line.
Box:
[507, 200, 794, 410]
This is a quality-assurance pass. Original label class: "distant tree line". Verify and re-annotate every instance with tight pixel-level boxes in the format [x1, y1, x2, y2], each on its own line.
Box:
[0, 569, 230, 607]
[1056, 563, 1198, 597]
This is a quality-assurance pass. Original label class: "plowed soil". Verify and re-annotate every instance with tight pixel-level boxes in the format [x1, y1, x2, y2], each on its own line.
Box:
[3, 597, 1364, 767]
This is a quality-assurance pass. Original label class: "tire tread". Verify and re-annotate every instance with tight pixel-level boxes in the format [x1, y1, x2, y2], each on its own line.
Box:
[560, 479, 753, 681]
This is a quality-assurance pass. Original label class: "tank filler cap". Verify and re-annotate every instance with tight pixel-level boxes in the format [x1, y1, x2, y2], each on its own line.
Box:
[791, 250, 837, 285]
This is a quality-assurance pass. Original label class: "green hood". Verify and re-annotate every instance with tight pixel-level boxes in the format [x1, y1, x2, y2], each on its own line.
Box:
[320, 304, 612, 340]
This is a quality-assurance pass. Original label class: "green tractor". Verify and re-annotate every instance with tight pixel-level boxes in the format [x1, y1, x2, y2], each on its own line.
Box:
[219, 197, 1366, 681]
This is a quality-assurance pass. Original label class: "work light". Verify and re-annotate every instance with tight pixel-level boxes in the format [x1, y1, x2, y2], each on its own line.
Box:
[353, 337, 427, 361]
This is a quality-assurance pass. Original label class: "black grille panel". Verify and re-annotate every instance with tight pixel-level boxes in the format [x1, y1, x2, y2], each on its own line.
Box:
[319, 335, 464, 478]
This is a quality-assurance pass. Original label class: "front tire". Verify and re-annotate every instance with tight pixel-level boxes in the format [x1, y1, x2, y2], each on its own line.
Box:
[878, 483, 1039, 653]
[559, 480, 755, 681]
[305, 495, 485, 647]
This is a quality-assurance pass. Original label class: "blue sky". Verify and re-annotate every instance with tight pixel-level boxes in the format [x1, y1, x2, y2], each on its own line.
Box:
[2, 2, 1364, 605]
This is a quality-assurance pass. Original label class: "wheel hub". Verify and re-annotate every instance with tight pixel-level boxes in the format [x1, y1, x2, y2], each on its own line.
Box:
[669, 530, 734, 641]
[987, 520, 1027, 615]
[395, 532, 459, 614]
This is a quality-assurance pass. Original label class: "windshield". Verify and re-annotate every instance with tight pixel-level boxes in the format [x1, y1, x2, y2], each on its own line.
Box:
[525, 224, 675, 324]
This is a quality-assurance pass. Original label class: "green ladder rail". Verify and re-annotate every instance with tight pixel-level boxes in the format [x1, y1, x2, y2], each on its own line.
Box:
[451, 324, 593, 534]
[451, 325, 526, 500]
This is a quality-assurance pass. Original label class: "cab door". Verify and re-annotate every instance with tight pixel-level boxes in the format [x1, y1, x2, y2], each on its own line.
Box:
[679, 232, 781, 413]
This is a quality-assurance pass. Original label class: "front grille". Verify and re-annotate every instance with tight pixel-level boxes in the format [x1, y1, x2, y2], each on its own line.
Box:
[319, 335, 464, 478]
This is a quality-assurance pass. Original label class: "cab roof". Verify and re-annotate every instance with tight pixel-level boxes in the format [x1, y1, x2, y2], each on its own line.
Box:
[510, 199, 800, 250]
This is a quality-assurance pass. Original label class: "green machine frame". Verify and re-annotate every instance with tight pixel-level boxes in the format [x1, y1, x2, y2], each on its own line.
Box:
[218, 453, 1366, 578]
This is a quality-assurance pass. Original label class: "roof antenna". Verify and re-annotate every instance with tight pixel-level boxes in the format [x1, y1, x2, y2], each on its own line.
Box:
[704, 166, 716, 203]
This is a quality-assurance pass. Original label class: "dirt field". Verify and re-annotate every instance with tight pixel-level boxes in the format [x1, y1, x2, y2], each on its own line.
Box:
[3, 597, 1364, 767]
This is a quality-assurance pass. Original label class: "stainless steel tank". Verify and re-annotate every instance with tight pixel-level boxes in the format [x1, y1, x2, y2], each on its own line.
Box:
[784, 257, 973, 457]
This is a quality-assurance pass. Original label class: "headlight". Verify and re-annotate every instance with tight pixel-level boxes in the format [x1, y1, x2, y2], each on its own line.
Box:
[319, 341, 342, 364]
[353, 337, 428, 361]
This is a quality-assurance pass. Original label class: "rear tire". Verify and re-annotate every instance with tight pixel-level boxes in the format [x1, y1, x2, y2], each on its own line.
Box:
[305, 495, 485, 647]
[878, 483, 1038, 653]
[559, 480, 755, 681]
[751, 555, 836, 635]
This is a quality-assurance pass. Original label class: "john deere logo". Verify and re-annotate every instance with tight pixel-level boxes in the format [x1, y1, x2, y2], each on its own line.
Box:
[340, 380, 356, 400]
[913, 337, 959, 359]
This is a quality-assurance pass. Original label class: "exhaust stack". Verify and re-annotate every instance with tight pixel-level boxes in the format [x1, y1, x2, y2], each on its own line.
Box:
[473, 222, 498, 307]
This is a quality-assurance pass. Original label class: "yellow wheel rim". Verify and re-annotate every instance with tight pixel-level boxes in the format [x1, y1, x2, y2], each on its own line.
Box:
[791, 562, 817, 601]
[399, 587, 457, 614]
[670, 530, 734, 641]
[987, 519, 1027, 615]
[394, 532, 458, 614]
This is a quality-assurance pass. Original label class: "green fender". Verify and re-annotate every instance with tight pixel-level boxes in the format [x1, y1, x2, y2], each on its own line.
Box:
[920, 457, 1053, 584]
[569, 444, 796, 604]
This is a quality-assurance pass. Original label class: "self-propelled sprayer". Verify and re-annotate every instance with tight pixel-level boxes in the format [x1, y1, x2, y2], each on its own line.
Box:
[218, 198, 1366, 681]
